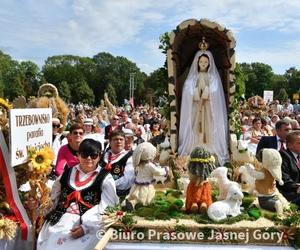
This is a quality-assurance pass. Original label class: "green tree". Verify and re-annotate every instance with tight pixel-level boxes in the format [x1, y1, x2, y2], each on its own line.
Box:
[270, 74, 287, 99]
[144, 67, 168, 105]
[0, 51, 21, 99]
[57, 81, 71, 102]
[284, 67, 300, 97]
[276, 88, 289, 102]
[71, 80, 94, 104]
[6, 76, 25, 100]
[18, 61, 40, 97]
[0, 72, 4, 97]
[105, 83, 117, 105]
[92, 52, 147, 105]
[42, 55, 85, 85]
[239, 62, 274, 98]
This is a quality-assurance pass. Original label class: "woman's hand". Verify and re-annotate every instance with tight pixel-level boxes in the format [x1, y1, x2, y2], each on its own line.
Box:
[70, 225, 84, 239]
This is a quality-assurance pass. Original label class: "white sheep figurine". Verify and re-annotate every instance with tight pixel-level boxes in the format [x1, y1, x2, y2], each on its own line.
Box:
[157, 135, 172, 166]
[207, 183, 244, 222]
[153, 135, 171, 184]
[210, 167, 239, 200]
[154, 174, 168, 184]
[177, 175, 190, 196]
[238, 163, 256, 195]
[230, 133, 255, 163]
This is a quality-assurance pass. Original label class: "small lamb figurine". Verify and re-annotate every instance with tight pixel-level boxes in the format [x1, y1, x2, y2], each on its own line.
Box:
[246, 148, 288, 214]
[207, 183, 244, 222]
[238, 164, 256, 195]
[185, 147, 216, 214]
[210, 167, 239, 200]
[230, 133, 255, 164]
[124, 142, 168, 211]
[154, 136, 171, 184]
[157, 135, 172, 166]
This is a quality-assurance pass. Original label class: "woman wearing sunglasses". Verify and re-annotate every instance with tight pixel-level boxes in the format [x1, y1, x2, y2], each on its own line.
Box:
[55, 123, 84, 176]
[37, 138, 118, 250]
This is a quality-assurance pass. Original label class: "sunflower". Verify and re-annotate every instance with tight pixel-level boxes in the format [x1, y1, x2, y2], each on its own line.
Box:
[0, 98, 13, 110]
[29, 147, 54, 175]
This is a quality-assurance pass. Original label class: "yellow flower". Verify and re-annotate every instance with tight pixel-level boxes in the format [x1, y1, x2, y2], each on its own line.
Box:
[0, 98, 13, 110]
[29, 147, 54, 174]
[42, 146, 55, 161]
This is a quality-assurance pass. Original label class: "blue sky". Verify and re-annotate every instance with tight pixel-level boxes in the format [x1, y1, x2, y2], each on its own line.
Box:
[1, 0, 300, 75]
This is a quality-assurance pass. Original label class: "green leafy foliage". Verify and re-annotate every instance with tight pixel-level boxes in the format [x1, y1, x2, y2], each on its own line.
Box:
[239, 63, 300, 100]
[276, 88, 289, 102]
[240, 62, 274, 97]
[281, 204, 300, 226]
[57, 81, 71, 102]
[134, 190, 184, 220]
[72, 80, 95, 104]
[121, 213, 136, 227]
[247, 208, 261, 219]
[229, 64, 245, 137]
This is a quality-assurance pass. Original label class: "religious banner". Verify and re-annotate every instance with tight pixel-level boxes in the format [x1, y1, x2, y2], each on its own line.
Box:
[9, 108, 52, 167]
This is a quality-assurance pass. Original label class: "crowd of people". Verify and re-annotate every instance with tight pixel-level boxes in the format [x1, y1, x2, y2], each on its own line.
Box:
[240, 98, 300, 155]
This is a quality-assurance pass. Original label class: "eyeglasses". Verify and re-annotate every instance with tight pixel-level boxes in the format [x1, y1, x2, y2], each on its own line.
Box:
[80, 152, 99, 160]
[52, 124, 60, 128]
[112, 118, 119, 120]
[72, 131, 84, 136]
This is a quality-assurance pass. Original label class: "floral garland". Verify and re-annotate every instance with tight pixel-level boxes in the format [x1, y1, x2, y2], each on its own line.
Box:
[189, 155, 215, 163]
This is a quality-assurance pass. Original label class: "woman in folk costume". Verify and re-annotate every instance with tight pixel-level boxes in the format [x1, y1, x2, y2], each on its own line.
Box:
[102, 130, 135, 197]
[37, 139, 119, 250]
[124, 142, 168, 210]
[178, 38, 229, 166]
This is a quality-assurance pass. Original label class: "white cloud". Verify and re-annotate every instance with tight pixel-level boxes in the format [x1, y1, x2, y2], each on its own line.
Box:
[136, 39, 165, 74]
[237, 40, 300, 73]
[167, 0, 300, 32]
[137, 63, 157, 75]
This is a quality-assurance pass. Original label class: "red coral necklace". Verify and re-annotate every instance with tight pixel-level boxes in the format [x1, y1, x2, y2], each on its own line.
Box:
[74, 169, 97, 187]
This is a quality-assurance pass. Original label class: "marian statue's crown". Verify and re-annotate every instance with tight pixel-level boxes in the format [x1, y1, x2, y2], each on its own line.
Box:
[198, 36, 209, 51]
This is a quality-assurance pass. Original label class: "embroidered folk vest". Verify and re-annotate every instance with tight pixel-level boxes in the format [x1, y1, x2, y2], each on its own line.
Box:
[46, 167, 109, 225]
[107, 150, 133, 181]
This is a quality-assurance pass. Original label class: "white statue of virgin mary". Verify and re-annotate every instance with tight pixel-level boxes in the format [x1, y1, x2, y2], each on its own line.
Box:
[178, 43, 229, 166]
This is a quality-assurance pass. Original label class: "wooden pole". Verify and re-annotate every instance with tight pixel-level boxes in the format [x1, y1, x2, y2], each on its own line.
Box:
[94, 228, 114, 250]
